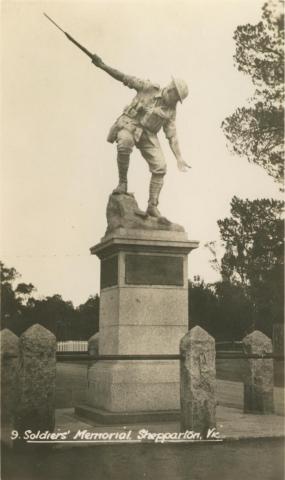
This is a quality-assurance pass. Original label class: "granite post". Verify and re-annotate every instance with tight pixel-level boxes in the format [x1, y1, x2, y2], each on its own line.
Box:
[15, 324, 57, 435]
[242, 330, 274, 414]
[88, 332, 100, 357]
[0, 329, 20, 447]
[180, 326, 216, 436]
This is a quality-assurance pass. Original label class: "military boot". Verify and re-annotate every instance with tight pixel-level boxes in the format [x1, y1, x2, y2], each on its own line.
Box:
[146, 174, 164, 217]
[113, 154, 129, 194]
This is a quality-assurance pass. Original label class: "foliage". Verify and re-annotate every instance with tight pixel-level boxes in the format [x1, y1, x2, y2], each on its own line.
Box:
[222, 0, 284, 185]
[76, 295, 100, 339]
[188, 280, 217, 333]
[0, 262, 33, 332]
[0, 262, 100, 340]
[25, 294, 76, 337]
[210, 196, 284, 335]
[218, 196, 283, 285]
[189, 280, 252, 340]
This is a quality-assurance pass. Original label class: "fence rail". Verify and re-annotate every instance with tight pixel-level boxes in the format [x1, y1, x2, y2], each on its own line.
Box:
[56, 352, 284, 361]
[56, 339, 276, 355]
[216, 341, 243, 350]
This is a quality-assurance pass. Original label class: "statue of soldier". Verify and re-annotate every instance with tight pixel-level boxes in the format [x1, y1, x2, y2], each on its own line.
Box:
[91, 54, 190, 218]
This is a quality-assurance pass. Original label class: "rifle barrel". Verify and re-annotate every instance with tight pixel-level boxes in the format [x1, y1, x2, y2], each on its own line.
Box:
[65, 32, 93, 59]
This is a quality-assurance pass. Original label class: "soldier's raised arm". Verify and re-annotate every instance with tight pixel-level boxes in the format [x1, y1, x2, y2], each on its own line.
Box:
[91, 54, 148, 91]
[43, 14, 147, 91]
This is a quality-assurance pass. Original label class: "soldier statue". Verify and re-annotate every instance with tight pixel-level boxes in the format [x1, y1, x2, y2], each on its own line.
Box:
[43, 14, 191, 218]
[92, 54, 191, 218]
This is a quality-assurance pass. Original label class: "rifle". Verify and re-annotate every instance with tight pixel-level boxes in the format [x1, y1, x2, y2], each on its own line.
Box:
[43, 13, 94, 60]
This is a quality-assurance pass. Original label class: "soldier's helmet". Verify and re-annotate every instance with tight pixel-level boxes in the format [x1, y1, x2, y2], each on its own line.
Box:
[171, 77, 189, 103]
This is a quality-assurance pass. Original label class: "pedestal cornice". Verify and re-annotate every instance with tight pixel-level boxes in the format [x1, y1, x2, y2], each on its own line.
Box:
[90, 228, 199, 259]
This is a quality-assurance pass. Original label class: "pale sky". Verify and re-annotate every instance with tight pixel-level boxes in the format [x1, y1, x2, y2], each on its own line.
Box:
[1, 0, 282, 305]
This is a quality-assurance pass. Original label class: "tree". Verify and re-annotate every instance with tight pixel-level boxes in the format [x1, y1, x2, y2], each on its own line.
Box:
[26, 294, 76, 337]
[0, 262, 36, 333]
[189, 279, 253, 340]
[76, 295, 100, 339]
[1, 262, 101, 339]
[218, 196, 283, 283]
[213, 280, 253, 339]
[222, 0, 284, 185]
[216, 196, 284, 334]
[1, 262, 21, 326]
[15, 283, 35, 304]
[188, 280, 218, 333]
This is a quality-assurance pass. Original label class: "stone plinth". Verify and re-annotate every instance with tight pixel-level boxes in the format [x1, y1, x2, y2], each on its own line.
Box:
[105, 193, 184, 234]
[78, 228, 198, 421]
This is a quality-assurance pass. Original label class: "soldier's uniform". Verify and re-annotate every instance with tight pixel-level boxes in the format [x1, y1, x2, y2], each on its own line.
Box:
[90, 50, 188, 216]
[106, 74, 180, 215]
[107, 74, 178, 176]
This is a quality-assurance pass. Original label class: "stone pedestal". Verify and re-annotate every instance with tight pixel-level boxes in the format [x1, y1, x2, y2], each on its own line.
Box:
[77, 227, 198, 422]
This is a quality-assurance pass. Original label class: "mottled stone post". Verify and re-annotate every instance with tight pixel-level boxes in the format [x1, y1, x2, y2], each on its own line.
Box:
[88, 332, 99, 356]
[1, 329, 20, 446]
[242, 330, 274, 414]
[15, 324, 57, 435]
[180, 326, 216, 436]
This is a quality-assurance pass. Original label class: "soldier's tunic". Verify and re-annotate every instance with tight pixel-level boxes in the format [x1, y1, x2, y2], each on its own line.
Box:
[107, 74, 178, 175]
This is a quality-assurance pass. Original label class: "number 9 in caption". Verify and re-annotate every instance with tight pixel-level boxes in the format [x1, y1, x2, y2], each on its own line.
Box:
[11, 430, 19, 440]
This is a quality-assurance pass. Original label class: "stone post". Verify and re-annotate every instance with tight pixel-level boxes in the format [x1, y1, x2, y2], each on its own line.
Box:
[242, 330, 274, 414]
[88, 332, 99, 356]
[15, 324, 57, 435]
[0, 329, 20, 446]
[180, 326, 216, 436]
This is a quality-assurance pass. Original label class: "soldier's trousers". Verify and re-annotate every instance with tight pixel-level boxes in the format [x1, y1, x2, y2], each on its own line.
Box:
[116, 128, 167, 176]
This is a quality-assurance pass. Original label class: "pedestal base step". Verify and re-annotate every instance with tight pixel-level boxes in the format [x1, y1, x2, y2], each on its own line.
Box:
[75, 404, 180, 425]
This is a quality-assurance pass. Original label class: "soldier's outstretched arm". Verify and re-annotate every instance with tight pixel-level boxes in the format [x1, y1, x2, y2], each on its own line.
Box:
[163, 118, 191, 172]
[168, 137, 191, 172]
[91, 53, 125, 82]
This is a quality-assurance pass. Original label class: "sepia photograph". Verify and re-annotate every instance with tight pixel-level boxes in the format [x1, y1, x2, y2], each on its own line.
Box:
[1, 0, 284, 479]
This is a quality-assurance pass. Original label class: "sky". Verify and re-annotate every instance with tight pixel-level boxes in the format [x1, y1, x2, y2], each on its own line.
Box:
[1, 0, 282, 305]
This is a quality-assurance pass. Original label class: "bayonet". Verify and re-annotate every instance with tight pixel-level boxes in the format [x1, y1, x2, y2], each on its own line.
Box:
[44, 13, 93, 59]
